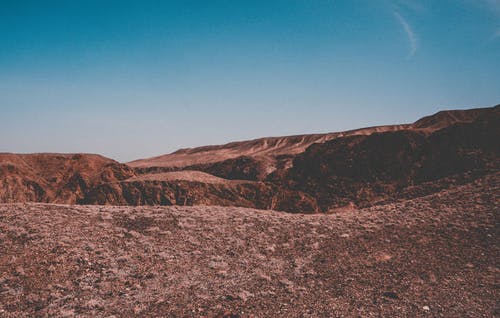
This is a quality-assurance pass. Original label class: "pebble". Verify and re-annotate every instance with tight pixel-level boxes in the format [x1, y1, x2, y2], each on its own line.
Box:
[382, 291, 398, 299]
[423, 305, 430, 311]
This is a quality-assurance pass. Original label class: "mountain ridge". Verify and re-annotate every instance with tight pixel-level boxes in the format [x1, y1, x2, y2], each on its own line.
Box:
[1, 104, 498, 212]
[128, 105, 497, 169]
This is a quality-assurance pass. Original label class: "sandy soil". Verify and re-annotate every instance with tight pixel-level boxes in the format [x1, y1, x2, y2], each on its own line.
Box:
[0, 174, 498, 317]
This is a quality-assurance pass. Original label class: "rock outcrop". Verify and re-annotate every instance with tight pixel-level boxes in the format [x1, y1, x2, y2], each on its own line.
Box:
[0, 153, 135, 204]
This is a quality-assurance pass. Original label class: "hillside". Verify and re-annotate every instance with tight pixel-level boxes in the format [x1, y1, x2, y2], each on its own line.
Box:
[282, 107, 499, 210]
[0, 173, 497, 316]
[128, 105, 495, 175]
[0, 153, 135, 204]
[0, 105, 498, 212]
[125, 104, 498, 212]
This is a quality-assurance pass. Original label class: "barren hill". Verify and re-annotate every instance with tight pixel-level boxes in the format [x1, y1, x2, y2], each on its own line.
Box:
[0, 153, 134, 204]
[0, 105, 498, 212]
[281, 106, 500, 210]
[0, 105, 498, 316]
[128, 125, 410, 172]
[128, 105, 495, 172]
[0, 173, 497, 316]
[412, 106, 496, 130]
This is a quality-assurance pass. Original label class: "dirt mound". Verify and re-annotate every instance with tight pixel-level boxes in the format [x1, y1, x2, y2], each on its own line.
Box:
[0, 173, 497, 316]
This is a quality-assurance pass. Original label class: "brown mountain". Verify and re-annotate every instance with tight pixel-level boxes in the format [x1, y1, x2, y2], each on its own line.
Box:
[0, 104, 498, 212]
[412, 106, 495, 130]
[130, 105, 496, 181]
[281, 107, 499, 211]
[0, 153, 135, 204]
[128, 125, 410, 179]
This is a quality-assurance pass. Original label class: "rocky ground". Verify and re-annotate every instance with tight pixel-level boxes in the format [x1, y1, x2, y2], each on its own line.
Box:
[0, 174, 498, 317]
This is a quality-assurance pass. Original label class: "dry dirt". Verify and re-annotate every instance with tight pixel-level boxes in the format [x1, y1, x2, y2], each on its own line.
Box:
[0, 174, 498, 317]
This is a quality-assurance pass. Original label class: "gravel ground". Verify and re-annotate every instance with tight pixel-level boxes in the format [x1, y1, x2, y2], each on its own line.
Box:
[0, 174, 498, 317]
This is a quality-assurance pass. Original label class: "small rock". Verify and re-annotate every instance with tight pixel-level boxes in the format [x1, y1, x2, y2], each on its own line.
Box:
[423, 305, 430, 311]
[86, 298, 102, 308]
[217, 270, 228, 277]
[429, 272, 437, 283]
[146, 226, 160, 233]
[375, 252, 392, 262]
[237, 290, 254, 302]
[128, 230, 141, 238]
[257, 272, 272, 282]
[14, 266, 25, 276]
[59, 309, 75, 317]
[382, 291, 399, 299]
[208, 261, 228, 270]
[265, 245, 276, 253]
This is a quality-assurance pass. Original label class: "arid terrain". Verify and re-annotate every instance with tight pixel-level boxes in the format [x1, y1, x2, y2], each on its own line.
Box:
[3, 0, 499, 316]
[0, 173, 498, 317]
[0, 105, 498, 317]
[1, 105, 498, 213]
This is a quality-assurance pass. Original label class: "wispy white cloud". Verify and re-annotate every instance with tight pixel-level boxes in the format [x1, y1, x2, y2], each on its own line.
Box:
[393, 12, 417, 56]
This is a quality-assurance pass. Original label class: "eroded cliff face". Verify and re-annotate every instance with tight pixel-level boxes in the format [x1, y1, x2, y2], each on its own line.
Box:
[0, 162, 48, 203]
[80, 179, 319, 213]
[1, 105, 498, 212]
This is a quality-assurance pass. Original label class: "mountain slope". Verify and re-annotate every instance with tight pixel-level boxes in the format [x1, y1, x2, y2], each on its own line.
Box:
[128, 105, 496, 174]
[0, 153, 135, 204]
[128, 125, 410, 172]
[282, 107, 499, 210]
[0, 105, 498, 212]
[0, 173, 497, 316]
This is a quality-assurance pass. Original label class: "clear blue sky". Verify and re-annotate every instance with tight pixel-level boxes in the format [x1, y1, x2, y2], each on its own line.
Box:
[1, 0, 499, 162]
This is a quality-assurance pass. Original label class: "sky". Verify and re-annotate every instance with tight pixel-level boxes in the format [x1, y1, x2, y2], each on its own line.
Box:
[1, 0, 499, 162]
